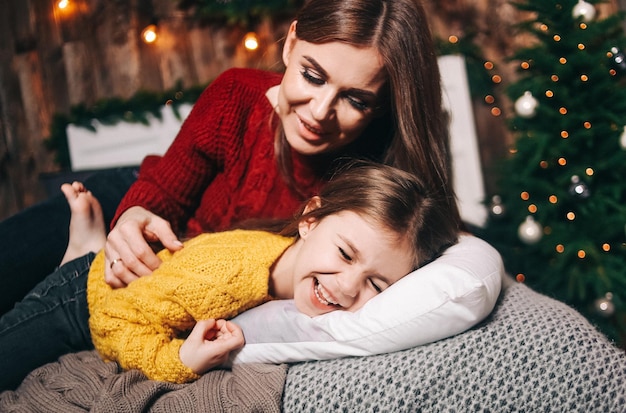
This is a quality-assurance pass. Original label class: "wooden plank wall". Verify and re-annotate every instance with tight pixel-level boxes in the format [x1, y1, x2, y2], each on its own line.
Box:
[0, 0, 622, 221]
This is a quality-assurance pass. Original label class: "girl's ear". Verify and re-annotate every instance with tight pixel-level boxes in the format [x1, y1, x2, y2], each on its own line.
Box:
[282, 21, 298, 67]
[298, 196, 321, 238]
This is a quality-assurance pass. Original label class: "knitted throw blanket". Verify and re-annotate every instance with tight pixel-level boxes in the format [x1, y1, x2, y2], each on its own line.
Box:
[0, 351, 286, 413]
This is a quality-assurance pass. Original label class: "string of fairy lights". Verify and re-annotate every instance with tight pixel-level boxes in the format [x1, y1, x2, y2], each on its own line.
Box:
[54, 0, 261, 51]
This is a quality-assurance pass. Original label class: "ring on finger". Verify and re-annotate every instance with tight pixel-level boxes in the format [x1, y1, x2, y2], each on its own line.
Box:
[110, 258, 123, 270]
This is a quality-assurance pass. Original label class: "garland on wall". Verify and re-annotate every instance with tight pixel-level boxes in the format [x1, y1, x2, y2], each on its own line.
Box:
[45, 82, 207, 169]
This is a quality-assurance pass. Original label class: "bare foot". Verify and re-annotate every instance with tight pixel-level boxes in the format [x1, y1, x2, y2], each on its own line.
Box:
[60, 182, 107, 266]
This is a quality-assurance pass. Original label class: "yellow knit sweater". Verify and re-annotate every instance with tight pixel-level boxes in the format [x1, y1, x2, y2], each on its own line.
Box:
[87, 230, 294, 383]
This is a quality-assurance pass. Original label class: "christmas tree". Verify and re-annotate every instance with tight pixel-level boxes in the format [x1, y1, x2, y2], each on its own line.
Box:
[480, 0, 626, 347]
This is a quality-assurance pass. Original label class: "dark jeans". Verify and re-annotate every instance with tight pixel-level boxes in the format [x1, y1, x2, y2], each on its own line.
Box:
[0, 253, 95, 391]
[0, 167, 138, 316]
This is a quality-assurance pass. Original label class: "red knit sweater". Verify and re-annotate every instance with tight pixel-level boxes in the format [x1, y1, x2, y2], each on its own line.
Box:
[113, 68, 328, 237]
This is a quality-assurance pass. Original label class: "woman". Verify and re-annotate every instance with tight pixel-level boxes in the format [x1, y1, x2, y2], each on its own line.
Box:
[0, 0, 460, 313]
[0, 162, 458, 390]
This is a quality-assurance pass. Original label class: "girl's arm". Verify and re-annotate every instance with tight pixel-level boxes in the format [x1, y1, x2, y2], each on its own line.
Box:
[89, 281, 201, 383]
[88, 248, 234, 383]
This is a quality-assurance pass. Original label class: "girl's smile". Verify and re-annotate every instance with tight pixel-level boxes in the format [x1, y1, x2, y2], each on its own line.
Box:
[313, 278, 340, 307]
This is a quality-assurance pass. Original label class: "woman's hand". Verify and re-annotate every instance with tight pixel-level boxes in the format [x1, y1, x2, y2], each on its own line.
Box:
[179, 319, 245, 374]
[104, 206, 183, 288]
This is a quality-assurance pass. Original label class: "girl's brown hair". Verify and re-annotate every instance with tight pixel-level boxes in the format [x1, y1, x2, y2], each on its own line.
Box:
[275, 0, 462, 233]
[281, 161, 459, 268]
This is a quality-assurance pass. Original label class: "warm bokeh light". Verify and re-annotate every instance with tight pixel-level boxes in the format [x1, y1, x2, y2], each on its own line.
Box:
[58, 0, 69, 9]
[244, 32, 259, 51]
[141, 24, 158, 44]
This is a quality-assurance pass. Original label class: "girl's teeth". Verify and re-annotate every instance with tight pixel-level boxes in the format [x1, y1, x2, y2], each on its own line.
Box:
[315, 282, 338, 306]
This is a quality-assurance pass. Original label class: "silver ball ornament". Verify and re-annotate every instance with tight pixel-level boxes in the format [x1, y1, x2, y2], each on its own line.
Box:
[518, 216, 543, 245]
[514, 91, 539, 118]
[568, 175, 591, 199]
[572, 0, 596, 22]
[611, 47, 626, 73]
[594, 293, 615, 317]
[489, 195, 506, 217]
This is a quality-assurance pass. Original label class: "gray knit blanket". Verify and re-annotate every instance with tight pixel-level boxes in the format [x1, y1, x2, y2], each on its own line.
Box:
[283, 280, 626, 412]
[0, 353, 286, 413]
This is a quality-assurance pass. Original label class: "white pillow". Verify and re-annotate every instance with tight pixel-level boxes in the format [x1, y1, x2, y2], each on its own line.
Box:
[229, 234, 503, 364]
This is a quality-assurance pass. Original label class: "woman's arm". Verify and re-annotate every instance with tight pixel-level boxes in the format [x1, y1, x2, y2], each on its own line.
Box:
[103, 69, 245, 285]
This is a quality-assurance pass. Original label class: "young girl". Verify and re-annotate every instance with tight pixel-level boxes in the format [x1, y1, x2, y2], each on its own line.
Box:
[1, 0, 471, 314]
[0, 162, 458, 390]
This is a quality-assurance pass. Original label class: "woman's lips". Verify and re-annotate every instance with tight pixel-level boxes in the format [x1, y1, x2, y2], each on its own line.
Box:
[297, 117, 328, 143]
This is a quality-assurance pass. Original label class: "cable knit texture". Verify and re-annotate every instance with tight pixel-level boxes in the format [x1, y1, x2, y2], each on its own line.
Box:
[112, 68, 326, 237]
[283, 280, 626, 412]
[87, 230, 294, 383]
[0, 351, 287, 413]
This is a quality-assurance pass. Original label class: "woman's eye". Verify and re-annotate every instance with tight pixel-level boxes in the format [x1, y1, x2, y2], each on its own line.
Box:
[369, 279, 382, 293]
[301, 68, 325, 85]
[338, 247, 352, 261]
[345, 95, 370, 112]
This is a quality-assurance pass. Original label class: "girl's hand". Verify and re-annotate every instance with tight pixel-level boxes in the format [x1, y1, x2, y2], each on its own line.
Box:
[179, 319, 245, 374]
[104, 206, 183, 287]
